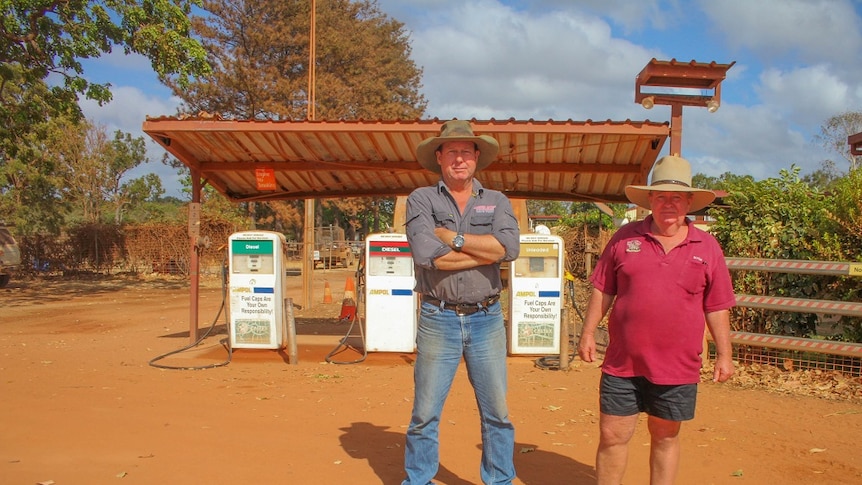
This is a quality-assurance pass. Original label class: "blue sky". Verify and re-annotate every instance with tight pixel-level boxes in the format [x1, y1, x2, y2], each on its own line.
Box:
[80, 0, 862, 198]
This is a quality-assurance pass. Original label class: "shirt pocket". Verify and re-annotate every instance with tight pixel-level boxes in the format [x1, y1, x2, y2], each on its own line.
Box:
[675, 259, 708, 295]
[432, 211, 457, 230]
[468, 213, 494, 235]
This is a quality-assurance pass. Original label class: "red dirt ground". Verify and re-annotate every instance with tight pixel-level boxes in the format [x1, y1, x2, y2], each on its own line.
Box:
[2, 271, 861, 484]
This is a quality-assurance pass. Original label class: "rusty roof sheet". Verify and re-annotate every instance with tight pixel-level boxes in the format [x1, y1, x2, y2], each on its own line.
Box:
[142, 117, 669, 203]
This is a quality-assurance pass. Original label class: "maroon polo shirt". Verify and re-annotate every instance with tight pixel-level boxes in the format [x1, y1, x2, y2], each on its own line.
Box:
[590, 216, 736, 385]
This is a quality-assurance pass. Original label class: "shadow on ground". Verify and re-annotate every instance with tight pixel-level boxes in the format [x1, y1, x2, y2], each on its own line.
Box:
[338, 421, 597, 484]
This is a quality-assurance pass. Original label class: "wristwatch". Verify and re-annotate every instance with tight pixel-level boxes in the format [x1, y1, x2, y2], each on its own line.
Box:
[452, 233, 465, 252]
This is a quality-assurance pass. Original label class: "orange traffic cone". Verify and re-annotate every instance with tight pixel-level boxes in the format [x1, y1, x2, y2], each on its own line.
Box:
[338, 277, 357, 321]
[323, 280, 333, 303]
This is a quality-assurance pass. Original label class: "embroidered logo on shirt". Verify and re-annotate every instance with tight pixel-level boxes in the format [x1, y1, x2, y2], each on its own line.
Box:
[474, 205, 496, 213]
[692, 255, 704, 263]
[626, 240, 642, 253]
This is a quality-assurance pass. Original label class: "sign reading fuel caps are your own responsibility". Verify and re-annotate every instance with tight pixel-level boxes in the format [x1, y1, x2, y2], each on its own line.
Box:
[509, 234, 564, 355]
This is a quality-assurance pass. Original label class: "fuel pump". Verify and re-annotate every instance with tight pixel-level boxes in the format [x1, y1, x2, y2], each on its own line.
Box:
[508, 234, 565, 355]
[363, 233, 417, 352]
[227, 231, 289, 350]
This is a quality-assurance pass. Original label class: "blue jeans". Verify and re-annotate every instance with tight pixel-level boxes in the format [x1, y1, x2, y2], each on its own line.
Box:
[402, 300, 515, 485]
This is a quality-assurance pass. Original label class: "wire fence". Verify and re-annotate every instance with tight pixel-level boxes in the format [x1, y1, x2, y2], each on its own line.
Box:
[18, 223, 242, 277]
[16, 223, 366, 278]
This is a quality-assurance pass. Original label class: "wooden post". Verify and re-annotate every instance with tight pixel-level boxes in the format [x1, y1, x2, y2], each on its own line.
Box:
[302, 200, 314, 309]
[559, 306, 571, 371]
[188, 173, 202, 345]
[284, 298, 298, 364]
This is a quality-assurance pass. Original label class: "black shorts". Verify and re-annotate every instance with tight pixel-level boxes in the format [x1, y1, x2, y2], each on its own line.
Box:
[599, 373, 697, 421]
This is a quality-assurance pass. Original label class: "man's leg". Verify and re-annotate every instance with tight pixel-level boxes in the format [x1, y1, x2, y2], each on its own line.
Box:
[403, 303, 462, 485]
[647, 415, 682, 485]
[463, 302, 515, 484]
[596, 412, 638, 484]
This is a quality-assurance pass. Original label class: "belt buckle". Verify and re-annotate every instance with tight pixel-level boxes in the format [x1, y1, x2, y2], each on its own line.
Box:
[455, 304, 480, 316]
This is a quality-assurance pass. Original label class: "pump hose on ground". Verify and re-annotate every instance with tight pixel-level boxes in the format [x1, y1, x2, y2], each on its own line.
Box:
[148, 258, 232, 370]
[534, 270, 584, 370]
[325, 247, 368, 364]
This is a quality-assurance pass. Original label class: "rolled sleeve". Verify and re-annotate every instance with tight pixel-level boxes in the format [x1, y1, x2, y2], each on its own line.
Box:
[405, 187, 449, 269]
[491, 196, 520, 262]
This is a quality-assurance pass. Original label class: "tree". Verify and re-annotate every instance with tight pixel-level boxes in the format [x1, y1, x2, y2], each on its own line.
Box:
[170, 0, 426, 120]
[1, 1, 211, 231]
[801, 159, 842, 190]
[815, 111, 862, 170]
[0, 0, 210, 131]
[0, 122, 69, 234]
[114, 172, 165, 224]
[47, 120, 152, 224]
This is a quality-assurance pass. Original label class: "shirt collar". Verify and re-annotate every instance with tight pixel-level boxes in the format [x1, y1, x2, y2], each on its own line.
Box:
[436, 178, 485, 196]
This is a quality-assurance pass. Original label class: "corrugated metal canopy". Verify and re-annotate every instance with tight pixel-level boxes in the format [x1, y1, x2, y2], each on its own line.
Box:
[142, 117, 669, 203]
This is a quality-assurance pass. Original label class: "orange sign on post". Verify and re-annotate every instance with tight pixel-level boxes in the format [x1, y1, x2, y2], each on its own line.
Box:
[255, 168, 276, 191]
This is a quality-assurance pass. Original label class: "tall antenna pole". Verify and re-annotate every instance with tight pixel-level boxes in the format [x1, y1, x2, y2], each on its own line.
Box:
[303, 0, 317, 310]
[308, 0, 316, 121]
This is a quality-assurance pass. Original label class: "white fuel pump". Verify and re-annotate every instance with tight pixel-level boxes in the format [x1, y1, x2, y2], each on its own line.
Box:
[227, 231, 289, 349]
[508, 234, 565, 355]
[363, 233, 417, 352]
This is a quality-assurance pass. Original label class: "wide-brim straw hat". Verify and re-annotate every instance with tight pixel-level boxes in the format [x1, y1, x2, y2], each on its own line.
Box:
[416, 120, 499, 174]
[624, 155, 716, 212]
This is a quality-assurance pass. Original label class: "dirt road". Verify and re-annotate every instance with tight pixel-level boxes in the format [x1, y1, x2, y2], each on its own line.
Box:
[1, 273, 861, 484]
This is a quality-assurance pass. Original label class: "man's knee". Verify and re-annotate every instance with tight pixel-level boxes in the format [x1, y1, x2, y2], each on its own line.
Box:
[599, 413, 638, 446]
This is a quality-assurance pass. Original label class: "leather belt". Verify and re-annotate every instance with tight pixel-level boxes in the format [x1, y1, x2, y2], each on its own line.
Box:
[422, 294, 500, 316]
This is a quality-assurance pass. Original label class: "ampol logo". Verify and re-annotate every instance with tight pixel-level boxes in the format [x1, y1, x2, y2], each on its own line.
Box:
[515, 291, 537, 297]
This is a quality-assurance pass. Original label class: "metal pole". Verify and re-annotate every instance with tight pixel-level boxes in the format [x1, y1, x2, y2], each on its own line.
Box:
[670, 102, 683, 156]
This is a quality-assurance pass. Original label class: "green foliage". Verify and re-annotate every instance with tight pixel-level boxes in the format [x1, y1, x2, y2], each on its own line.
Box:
[527, 200, 568, 217]
[1, 0, 210, 231]
[0, 113, 72, 234]
[0, 0, 210, 105]
[556, 202, 627, 230]
[821, 167, 862, 340]
[801, 159, 843, 191]
[710, 166, 848, 337]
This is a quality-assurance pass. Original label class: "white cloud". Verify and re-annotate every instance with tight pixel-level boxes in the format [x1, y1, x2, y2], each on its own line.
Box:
[701, 0, 862, 65]
[407, 3, 656, 121]
[757, 66, 859, 128]
[681, 103, 825, 179]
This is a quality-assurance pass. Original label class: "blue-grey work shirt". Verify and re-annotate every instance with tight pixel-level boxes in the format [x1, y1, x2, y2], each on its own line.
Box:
[405, 179, 520, 304]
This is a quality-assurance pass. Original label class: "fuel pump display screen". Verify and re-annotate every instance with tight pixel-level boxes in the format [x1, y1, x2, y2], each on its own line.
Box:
[367, 240, 413, 277]
[231, 239, 275, 274]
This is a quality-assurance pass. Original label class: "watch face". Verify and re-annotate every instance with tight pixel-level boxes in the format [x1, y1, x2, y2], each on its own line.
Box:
[453, 234, 465, 249]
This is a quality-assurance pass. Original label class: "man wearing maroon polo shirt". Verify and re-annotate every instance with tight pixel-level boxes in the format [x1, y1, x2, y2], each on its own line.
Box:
[578, 155, 736, 485]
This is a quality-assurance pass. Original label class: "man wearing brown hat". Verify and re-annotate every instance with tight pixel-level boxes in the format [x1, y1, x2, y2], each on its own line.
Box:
[577, 155, 736, 484]
[402, 120, 520, 484]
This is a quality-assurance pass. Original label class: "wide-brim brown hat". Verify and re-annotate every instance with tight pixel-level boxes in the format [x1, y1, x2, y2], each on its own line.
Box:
[416, 120, 499, 174]
[624, 155, 716, 212]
